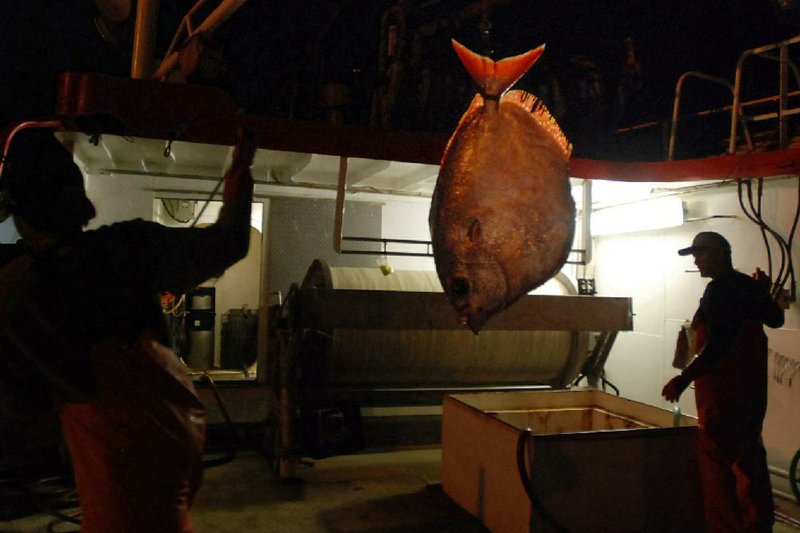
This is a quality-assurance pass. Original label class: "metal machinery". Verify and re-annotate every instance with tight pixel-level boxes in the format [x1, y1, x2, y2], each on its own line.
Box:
[269, 259, 633, 477]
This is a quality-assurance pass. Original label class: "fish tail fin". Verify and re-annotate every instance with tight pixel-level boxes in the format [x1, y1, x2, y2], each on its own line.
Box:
[452, 39, 544, 98]
[505, 90, 573, 159]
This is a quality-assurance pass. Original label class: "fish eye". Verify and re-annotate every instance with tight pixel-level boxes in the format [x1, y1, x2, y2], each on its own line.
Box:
[451, 277, 471, 298]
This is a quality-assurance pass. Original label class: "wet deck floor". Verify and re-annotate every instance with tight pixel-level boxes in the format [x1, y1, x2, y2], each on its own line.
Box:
[0, 448, 487, 533]
[2, 447, 799, 532]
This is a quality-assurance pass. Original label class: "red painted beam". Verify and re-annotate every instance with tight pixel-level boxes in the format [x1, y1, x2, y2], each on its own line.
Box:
[570, 149, 800, 182]
[54, 72, 800, 183]
[55, 72, 448, 165]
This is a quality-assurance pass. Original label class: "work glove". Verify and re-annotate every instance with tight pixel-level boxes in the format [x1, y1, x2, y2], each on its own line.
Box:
[752, 267, 772, 294]
[223, 127, 256, 203]
[661, 374, 689, 403]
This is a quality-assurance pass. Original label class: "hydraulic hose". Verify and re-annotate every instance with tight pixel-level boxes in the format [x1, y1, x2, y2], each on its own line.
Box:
[199, 372, 240, 468]
[516, 429, 568, 532]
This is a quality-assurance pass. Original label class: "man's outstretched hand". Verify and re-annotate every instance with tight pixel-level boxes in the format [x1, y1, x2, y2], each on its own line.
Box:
[662, 374, 689, 403]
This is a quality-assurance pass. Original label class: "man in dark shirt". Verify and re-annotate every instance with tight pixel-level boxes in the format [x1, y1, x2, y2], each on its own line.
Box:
[663, 231, 784, 532]
[0, 128, 255, 532]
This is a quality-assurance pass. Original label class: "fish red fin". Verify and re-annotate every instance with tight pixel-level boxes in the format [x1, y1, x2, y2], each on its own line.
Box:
[452, 39, 544, 97]
[504, 90, 573, 159]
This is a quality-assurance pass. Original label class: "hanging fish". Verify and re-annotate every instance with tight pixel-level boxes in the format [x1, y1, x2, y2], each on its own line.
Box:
[429, 39, 575, 333]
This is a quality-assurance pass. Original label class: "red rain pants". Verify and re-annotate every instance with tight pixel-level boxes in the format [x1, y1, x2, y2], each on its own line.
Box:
[59, 333, 206, 533]
[694, 323, 773, 532]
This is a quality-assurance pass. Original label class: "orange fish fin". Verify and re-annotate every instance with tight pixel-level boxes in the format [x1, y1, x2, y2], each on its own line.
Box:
[452, 39, 544, 97]
[504, 90, 573, 159]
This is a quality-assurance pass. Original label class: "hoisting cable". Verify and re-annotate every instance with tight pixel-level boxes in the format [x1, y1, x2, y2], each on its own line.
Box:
[516, 429, 568, 532]
[189, 175, 225, 228]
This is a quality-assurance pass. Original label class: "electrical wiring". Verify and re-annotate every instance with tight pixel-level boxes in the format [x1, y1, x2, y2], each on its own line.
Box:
[160, 131, 227, 227]
[736, 177, 794, 298]
[160, 199, 193, 224]
[163, 293, 187, 317]
[744, 179, 785, 289]
[720, 148, 796, 297]
[754, 179, 775, 283]
[189, 174, 226, 228]
[778, 175, 800, 297]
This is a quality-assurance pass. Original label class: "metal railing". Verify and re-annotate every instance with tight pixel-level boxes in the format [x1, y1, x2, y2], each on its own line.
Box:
[668, 33, 800, 160]
[729, 33, 800, 154]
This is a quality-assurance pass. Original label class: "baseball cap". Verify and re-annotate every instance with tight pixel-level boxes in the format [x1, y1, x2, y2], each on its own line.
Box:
[678, 231, 731, 256]
[0, 130, 95, 232]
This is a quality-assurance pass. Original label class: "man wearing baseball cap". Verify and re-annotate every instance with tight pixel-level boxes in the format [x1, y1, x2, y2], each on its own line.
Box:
[663, 231, 784, 531]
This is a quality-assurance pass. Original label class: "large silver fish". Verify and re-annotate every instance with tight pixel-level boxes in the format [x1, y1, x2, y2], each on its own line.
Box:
[429, 40, 575, 333]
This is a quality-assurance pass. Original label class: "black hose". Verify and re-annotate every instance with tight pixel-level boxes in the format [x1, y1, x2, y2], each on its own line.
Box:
[779, 177, 800, 297]
[790, 447, 800, 504]
[516, 429, 568, 532]
[737, 179, 790, 297]
[753, 179, 775, 283]
[200, 372, 240, 468]
[745, 179, 784, 286]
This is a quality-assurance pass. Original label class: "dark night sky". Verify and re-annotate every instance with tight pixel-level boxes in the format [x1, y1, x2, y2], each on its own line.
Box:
[0, 0, 794, 159]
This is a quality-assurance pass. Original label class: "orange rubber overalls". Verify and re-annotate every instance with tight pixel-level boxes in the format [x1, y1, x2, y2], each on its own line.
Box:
[0, 212, 249, 532]
[683, 270, 783, 532]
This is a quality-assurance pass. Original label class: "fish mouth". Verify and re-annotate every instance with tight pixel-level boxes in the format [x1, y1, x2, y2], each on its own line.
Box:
[450, 276, 471, 300]
[449, 276, 488, 334]
[448, 276, 472, 315]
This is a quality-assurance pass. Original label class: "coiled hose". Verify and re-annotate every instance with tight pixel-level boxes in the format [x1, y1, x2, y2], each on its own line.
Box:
[516, 429, 568, 532]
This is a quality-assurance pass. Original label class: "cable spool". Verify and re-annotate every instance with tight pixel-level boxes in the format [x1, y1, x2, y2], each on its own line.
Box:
[299, 259, 590, 389]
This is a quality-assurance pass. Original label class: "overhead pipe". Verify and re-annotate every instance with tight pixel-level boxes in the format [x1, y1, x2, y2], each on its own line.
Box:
[333, 156, 348, 253]
[581, 179, 592, 266]
[332, 168, 589, 263]
[151, 0, 250, 81]
[130, 0, 160, 78]
[1, 120, 65, 178]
